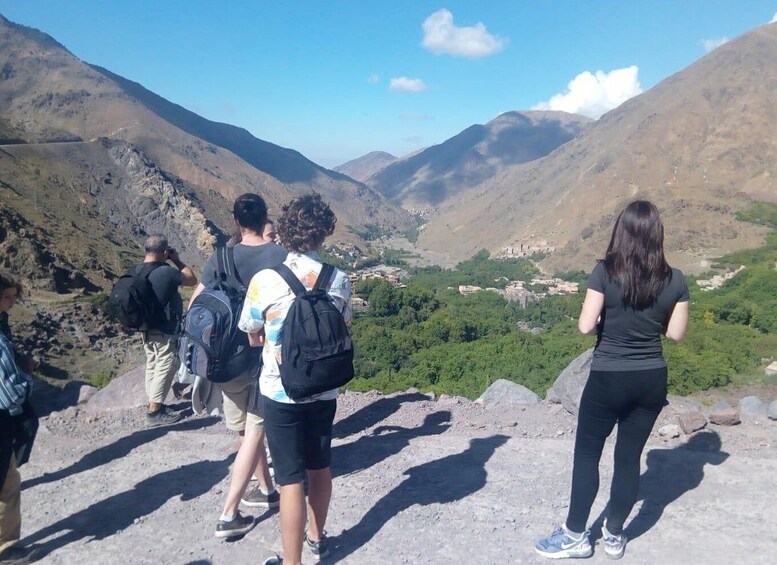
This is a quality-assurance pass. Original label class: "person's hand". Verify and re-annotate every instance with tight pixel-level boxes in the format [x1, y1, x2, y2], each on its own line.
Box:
[247, 329, 265, 347]
[166, 247, 180, 263]
[19, 355, 39, 374]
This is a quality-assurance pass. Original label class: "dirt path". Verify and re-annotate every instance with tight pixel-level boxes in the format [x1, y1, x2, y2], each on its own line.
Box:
[16, 391, 777, 564]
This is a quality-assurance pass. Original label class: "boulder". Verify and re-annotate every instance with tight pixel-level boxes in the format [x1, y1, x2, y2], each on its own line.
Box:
[765, 361, 777, 376]
[739, 396, 768, 421]
[709, 409, 741, 426]
[549, 348, 593, 416]
[768, 400, 777, 421]
[677, 411, 708, 434]
[59, 380, 99, 408]
[666, 396, 703, 413]
[85, 365, 175, 412]
[659, 424, 681, 438]
[476, 379, 541, 408]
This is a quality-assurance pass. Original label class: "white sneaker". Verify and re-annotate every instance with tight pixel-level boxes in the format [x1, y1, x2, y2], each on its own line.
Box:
[602, 519, 627, 560]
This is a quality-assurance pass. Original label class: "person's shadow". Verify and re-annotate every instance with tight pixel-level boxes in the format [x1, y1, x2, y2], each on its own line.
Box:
[333, 392, 429, 438]
[330, 434, 509, 562]
[22, 453, 244, 558]
[591, 430, 729, 542]
[22, 416, 220, 489]
[331, 411, 451, 478]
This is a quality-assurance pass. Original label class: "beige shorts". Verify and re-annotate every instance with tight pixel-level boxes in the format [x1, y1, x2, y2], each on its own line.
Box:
[220, 370, 264, 432]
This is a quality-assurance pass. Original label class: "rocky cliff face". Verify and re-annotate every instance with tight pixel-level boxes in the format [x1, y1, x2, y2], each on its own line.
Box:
[106, 141, 219, 265]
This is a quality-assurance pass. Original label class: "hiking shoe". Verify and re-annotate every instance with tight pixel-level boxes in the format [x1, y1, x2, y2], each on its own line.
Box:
[145, 405, 181, 428]
[305, 530, 330, 559]
[261, 557, 283, 565]
[241, 486, 280, 508]
[601, 519, 627, 560]
[215, 512, 255, 539]
[0, 545, 41, 564]
[535, 524, 593, 559]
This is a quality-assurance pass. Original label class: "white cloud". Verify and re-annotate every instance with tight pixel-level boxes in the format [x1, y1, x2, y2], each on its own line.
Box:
[532, 66, 643, 119]
[422, 8, 507, 58]
[770, 12, 777, 23]
[390, 77, 428, 93]
[367, 74, 380, 84]
[702, 37, 729, 52]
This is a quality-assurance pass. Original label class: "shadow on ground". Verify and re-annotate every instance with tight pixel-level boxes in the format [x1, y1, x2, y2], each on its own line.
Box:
[329, 434, 509, 562]
[590, 430, 729, 542]
[333, 392, 430, 438]
[331, 410, 451, 478]
[23, 415, 219, 489]
[23, 453, 236, 557]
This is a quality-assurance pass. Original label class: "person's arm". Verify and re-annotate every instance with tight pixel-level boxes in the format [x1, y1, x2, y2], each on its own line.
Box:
[578, 288, 604, 335]
[166, 248, 198, 287]
[0, 338, 30, 416]
[187, 283, 206, 309]
[238, 272, 267, 346]
[664, 301, 690, 342]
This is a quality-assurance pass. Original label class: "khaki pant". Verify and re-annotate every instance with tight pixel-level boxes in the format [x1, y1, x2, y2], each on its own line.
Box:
[221, 371, 264, 432]
[0, 454, 20, 555]
[143, 332, 179, 404]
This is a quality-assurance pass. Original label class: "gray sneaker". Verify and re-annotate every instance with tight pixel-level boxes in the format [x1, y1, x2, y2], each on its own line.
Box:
[534, 524, 593, 559]
[215, 511, 255, 539]
[261, 557, 283, 565]
[241, 486, 280, 508]
[601, 519, 627, 560]
[145, 406, 181, 428]
[305, 530, 330, 560]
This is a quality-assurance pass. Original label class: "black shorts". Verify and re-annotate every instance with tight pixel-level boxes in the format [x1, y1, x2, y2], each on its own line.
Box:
[262, 397, 337, 485]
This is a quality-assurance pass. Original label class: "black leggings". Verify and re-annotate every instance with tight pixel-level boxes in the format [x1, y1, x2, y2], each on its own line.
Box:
[565, 367, 667, 535]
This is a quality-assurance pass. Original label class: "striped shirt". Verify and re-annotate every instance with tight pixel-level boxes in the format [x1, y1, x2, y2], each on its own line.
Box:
[0, 333, 31, 415]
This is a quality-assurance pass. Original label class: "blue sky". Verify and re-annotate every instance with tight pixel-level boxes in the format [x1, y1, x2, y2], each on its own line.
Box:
[1, 1, 776, 168]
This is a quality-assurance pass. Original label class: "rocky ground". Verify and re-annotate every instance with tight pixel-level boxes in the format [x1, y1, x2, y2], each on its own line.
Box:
[13, 371, 777, 565]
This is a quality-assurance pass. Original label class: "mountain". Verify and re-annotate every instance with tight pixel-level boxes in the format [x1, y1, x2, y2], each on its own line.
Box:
[334, 151, 397, 182]
[0, 14, 412, 291]
[366, 111, 591, 209]
[416, 23, 777, 272]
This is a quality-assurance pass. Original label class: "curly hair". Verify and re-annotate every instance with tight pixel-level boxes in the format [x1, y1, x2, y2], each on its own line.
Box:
[277, 192, 337, 253]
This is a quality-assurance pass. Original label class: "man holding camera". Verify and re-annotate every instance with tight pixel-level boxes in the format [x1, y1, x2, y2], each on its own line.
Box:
[133, 234, 197, 427]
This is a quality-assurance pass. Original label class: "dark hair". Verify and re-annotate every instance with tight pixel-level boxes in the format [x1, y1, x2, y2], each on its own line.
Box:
[0, 272, 24, 299]
[602, 200, 671, 309]
[277, 192, 336, 253]
[144, 234, 169, 254]
[233, 193, 268, 234]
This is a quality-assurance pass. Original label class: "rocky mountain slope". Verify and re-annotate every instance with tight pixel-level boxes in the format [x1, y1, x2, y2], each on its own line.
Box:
[334, 151, 398, 183]
[416, 23, 777, 271]
[0, 14, 412, 291]
[367, 111, 591, 209]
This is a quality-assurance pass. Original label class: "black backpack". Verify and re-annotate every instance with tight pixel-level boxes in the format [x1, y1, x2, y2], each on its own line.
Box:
[179, 247, 254, 383]
[272, 263, 354, 400]
[108, 262, 166, 332]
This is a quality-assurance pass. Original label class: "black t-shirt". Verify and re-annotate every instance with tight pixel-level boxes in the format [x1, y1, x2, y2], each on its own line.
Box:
[201, 243, 287, 288]
[588, 262, 690, 371]
[129, 262, 184, 334]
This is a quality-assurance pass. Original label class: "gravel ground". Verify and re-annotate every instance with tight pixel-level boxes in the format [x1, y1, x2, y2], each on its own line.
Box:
[15, 389, 777, 564]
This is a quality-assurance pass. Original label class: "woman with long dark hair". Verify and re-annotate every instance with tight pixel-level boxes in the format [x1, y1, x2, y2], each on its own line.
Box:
[535, 200, 689, 560]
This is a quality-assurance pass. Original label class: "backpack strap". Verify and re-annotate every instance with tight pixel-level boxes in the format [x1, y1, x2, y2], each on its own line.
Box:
[271, 264, 307, 297]
[137, 261, 163, 280]
[313, 263, 336, 291]
[215, 246, 244, 292]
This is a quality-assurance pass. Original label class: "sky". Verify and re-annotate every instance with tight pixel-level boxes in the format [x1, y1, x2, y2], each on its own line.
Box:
[1, 1, 776, 168]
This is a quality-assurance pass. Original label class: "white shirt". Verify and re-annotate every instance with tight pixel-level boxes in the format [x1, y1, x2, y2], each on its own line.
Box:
[238, 251, 352, 404]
